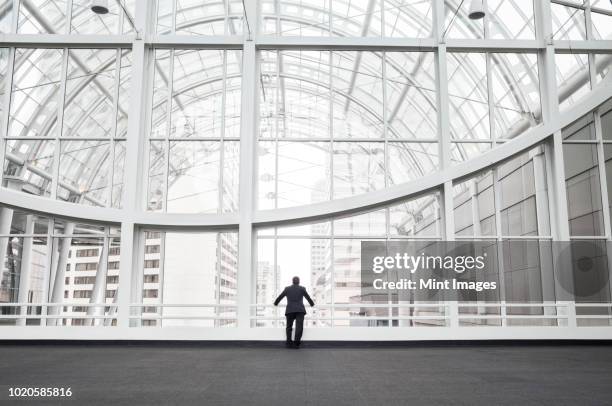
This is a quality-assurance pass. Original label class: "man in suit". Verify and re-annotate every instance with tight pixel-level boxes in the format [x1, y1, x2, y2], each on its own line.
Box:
[274, 276, 315, 349]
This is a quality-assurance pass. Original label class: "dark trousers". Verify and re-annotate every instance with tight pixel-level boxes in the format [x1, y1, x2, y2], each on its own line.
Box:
[286, 312, 305, 344]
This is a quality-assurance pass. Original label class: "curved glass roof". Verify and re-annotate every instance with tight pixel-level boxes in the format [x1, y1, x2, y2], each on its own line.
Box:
[0, 0, 610, 213]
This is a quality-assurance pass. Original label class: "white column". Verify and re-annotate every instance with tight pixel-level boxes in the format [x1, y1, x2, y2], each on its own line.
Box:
[87, 234, 109, 326]
[116, 0, 152, 328]
[16, 215, 34, 326]
[48, 222, 74, 326]
[237, 0, 258, 329]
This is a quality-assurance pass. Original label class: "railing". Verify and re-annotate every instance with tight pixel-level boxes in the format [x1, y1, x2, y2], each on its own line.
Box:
[250, 302, 612, 327]
[0, 303, 118, 325]
[1, 302, 611, 327]
[129, 304, 238, 326]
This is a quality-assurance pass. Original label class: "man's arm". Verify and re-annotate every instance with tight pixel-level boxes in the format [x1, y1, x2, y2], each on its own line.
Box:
[303, 289, 315, 307]
[273, 288, 287, 306]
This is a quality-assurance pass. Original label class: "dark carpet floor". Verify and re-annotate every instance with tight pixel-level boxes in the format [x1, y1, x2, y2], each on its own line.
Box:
[0, 342, 611, 405]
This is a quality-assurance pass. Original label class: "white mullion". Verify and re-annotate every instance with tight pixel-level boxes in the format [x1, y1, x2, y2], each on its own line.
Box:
[274, 49, 280, 209]
[224, 0, 230, 36]
[66, 0, 74, 34]
[143, 45, 156, 211]
[328, 50, 333, 202]
[328, 0, 333, 36]
[108, 48, 122, 208]
[486, 52, 496, 147]
[216, 232, 221, 326]
[274, 0, 280, 35]
[157, 231, 166, 325]
[162, 49, 175, 212]
[117, 0, 152, 328]
[585, 0, 597, 90]
[219, 50, 228, 213]
[171, 0, 177, 34]
[237, 0, 258, 329]
[594, 111, 611, 239]
[492, 168, 506, 324]
[40, 217, 56, 324]
[329, 50, 335, 327]
[380, 0, 385, 38]
[11, 0, 18, 33]
[273, 228, 278, 327]
[382, 50, 388, 189]
[382, 47, 392, 322]
[330, 213, 335, 327]
[0, 47, 15, 188]
[52, 48, 70, 201]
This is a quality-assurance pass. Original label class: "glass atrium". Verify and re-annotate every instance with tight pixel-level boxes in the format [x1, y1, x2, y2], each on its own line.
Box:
[0, 0, 611, 340]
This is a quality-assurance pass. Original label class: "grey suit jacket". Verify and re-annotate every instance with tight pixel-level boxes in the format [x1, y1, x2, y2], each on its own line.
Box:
[274, 285, 315, 315]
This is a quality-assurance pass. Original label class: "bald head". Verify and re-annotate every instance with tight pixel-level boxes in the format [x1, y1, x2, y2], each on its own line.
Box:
[292, 276, 300, 285]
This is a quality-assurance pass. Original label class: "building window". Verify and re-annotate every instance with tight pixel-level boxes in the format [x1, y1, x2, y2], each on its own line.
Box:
[75, 263, 98, 272]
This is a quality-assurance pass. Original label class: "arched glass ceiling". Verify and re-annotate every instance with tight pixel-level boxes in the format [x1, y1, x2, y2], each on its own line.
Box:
[0, 0, 611, 213]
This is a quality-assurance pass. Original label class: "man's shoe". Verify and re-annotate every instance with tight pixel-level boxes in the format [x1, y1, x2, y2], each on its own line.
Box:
[285, 341, 293, 348]
[293, 342, 301, 349]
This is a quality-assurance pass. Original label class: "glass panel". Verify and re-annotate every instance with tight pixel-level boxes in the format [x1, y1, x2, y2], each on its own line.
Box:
[279, 50, 330, 139]
[332, 51, 384, 139]
[158, 231, 238, 327]
[157, 0, 243, 35]
[592, 0, 612, 39]
[0, 48, 6, 118]
[71, 0, 120, 35]
[387, 142, 438, 185]
[170, 50, 224, 139]
[150, 49, 170, 138]
[274, 0, 330, 36]
[389, 193, 441, 237]
[551, 2, 586, 40]
[111, 141, 125, 209]
[147, 141, 165, 212]
[491, 53, 541, 140]
[18, 0, 67, 34]
[331, 0, 382, 37]
[225, 50, 242, 138]
[602, 110, 612, 141]
[453, 172, 496, 237]
[9, 48, 63, 137]
[0, 234, 49, 325]
[594, 54, 612, 85]
[3, 139, 55, 197]
[116, 50, 132, 138]
[276, 220, 332, 236]
[563, 144, 604, 236]
[222, 141, 240, 213]
[258, 140, 276, 210]
[259, 51, 278, 140]
[445, 0, 484, 39]
[384, 0, 432, 38]
[255, 238, 275, 327]
[334, 209, 386, 236]
[499, 152, 538, 236]
[166, 141, 220, 213]
[604, 145, 612, 233]
[57, 140, 110, 206]
[0, 0, 12, 33]
[451, 142, 491, 164]
[332, 141, 385, 198]
[276, 142, 331, 208]
[63, 49, 116, 138]
[556, 53, 591, 111]
[385, 52, 437, 140]
[488, 0, 535, 40]
[448, 53, 489, 141]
